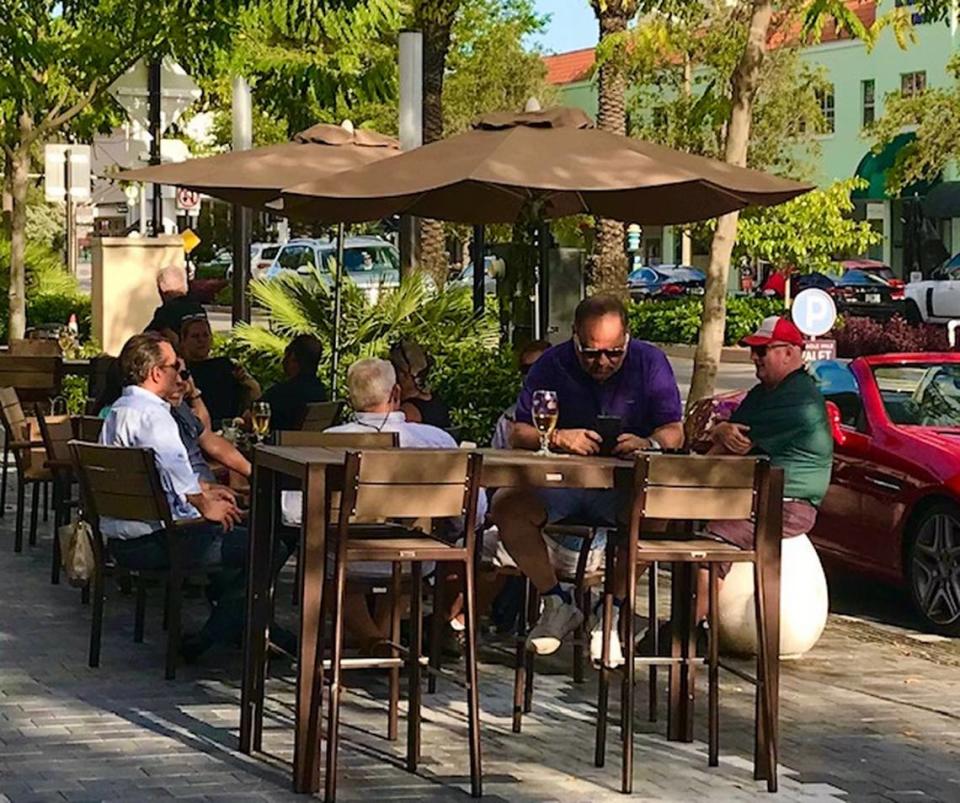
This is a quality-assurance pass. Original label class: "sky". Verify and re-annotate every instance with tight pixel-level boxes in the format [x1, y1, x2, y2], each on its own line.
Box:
[530, 1, 598, 54]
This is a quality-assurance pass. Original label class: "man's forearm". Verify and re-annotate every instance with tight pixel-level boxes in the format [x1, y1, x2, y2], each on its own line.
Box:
[651, 422, 684, 449]
[200, 431, 251, 477]
[509, 422, 541, 451]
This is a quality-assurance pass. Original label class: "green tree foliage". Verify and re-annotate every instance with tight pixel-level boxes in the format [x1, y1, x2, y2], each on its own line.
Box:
[735, 178, 881, 271]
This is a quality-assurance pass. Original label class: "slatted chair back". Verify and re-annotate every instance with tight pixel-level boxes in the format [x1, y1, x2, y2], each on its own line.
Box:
[9, 338, 61, 357]
[73, 416, 104, 443]
[0, 354, 63, 404]
[299, 400, 344, 431]
[69, 442, 172, 528]
[276, 430, 398, 448]
[336, 449, 483, 553]
[633, 453, 766, 525]
[35, 410, 74, 466]
[0, 386, 43, 474]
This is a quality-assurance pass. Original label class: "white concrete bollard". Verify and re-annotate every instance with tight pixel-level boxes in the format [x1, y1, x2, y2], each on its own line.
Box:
[717, 533, 829, 659]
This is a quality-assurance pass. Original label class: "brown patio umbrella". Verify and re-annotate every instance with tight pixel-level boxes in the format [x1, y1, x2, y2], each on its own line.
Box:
[281, 107, 811, 224]
[116, 122, 399, 209]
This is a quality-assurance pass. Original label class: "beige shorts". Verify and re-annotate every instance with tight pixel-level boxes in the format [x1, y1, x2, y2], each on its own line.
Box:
[482, 527, 606, 577]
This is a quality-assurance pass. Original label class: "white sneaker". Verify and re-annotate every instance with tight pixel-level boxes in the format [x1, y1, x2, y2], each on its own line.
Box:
[589, 610, 625, 668]
[526, 595, 583, 656]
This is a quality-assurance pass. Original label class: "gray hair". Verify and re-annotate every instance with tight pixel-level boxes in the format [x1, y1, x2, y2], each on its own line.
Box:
[156, 265, 188, 295]
[346, 358, 396, 411]
[119, 332, 169, 386]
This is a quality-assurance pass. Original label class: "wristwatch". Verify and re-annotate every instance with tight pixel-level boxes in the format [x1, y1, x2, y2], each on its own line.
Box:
[645, 437, 663, 452]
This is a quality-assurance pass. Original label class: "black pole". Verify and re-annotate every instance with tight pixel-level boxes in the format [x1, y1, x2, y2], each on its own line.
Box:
[537, 222, 550, 341]
[148, 59, 162, 235]
[331, 222, 346, 394]
[471, 224, 485, 315]
[231, 205, 251, 323]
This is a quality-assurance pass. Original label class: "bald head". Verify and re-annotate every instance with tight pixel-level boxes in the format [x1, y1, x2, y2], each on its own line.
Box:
[157, 266, 188, 301]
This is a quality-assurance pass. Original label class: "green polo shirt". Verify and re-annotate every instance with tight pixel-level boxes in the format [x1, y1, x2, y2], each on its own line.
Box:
[729, 368, 833, 506]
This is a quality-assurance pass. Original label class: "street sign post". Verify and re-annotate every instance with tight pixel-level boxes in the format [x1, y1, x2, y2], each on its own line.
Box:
[44, 145, 91, 276]
[176, 188, 201, 212]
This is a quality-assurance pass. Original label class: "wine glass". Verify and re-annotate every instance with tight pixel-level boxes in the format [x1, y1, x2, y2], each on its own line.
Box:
[252, 401, 271, 443]
[531, 390, 559, 456]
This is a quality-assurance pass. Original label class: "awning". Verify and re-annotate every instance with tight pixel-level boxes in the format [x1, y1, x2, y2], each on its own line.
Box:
[852, 132, 937, 200]
[924, 181, 960, 218]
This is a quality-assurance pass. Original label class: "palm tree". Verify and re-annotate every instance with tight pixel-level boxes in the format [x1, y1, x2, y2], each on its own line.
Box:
[589, 0, 639, 296]
[415, 0, 463, 286]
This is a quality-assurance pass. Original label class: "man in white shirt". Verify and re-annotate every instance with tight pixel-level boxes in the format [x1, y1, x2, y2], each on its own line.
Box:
[100, 333, 256, 662]
[283, 357, 484, 652]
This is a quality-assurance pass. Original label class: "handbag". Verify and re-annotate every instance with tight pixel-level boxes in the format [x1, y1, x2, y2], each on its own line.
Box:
[59, 519, 96, 587]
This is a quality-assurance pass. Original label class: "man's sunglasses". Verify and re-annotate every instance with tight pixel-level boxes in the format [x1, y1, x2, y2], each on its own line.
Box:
[161, 363, 192, 380]
[750, 343, 792, 358]
[575, 334, 629, 360]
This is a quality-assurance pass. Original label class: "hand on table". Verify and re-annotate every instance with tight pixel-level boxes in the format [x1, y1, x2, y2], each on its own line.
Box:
[612, 433, 651, 457]
[199, 493, 243, 531]
[711, 422, 753, 455]
[551, 428, 602, 455]
[207, 484, 238, 504]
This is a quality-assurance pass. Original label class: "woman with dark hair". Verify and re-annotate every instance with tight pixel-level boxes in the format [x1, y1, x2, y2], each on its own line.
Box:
[388, 338, 452, 432]
[94, 358, 124, 418]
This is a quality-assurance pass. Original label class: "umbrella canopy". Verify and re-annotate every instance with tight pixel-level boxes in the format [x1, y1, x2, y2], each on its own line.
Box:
[282, 107, 812, 224]
[115, 122, 399, 208]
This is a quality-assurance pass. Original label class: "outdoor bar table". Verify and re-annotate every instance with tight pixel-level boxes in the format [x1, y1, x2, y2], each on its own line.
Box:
[238, 445, 781, 793]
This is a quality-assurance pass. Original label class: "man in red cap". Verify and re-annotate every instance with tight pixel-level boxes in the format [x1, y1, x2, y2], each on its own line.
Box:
[708, 314, 833, 562]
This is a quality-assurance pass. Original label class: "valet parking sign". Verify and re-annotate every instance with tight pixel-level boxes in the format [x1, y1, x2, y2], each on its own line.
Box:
[791, 288, 837, 363]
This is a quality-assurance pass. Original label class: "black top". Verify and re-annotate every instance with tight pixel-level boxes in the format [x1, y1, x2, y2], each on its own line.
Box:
[261, 373, 328, 431]
[170, 402, 216, 484]
[145, 295, 205, 335]
[189, 357, 246, 425]
[404, 395, 452, 432]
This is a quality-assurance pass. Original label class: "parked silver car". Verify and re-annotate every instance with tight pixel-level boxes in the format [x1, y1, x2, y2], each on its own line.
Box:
[262, 236, 400, 302]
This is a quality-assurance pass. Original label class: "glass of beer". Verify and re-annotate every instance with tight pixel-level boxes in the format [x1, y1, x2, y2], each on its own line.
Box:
[531, 389, 559, 456]
[252, 401, 271, 443]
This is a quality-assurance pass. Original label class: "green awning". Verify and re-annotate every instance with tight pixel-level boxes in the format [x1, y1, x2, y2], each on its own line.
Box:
[852, 132, 937, 200]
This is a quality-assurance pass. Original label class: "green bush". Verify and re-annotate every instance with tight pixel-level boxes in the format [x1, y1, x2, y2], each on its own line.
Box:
[627, 296, 784, 346]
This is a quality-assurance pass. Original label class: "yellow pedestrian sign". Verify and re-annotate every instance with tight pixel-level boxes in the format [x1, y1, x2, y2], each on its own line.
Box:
[181, 228, 201, 254]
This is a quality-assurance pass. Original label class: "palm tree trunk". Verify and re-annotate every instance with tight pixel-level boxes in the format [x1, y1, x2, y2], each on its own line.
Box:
[8, 132, 30, 342]
[418, 2, 459, 288]
[591, 7, 631, 297]
[687, 0, 773, 407]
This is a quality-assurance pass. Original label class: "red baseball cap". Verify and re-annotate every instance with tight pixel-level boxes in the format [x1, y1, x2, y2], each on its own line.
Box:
[739, 315, 805, 347]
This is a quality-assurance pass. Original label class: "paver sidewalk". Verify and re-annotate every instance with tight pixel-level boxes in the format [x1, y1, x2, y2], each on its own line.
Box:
[2, 510, 960, 801]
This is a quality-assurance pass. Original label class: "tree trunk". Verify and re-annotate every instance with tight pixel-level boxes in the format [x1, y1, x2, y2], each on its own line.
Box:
[687, 0, 773, 408]
[418, 3, 458, 288]
[8, 142, 29, 343]
[591, 8, 630, 297]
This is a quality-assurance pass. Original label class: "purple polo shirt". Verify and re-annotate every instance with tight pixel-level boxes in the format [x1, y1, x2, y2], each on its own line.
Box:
[514, 339, 682, 436]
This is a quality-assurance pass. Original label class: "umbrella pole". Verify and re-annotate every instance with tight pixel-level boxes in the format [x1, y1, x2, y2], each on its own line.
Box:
[471, 225, 485, 315]
[536, 221, 550, 340]
[331, 222, 346, 394]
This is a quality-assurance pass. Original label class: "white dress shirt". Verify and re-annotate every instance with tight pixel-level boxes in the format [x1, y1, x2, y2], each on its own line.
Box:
[99, 385, 203, 539]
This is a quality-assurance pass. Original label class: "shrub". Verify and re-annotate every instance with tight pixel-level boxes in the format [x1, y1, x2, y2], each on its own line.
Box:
[832, 315, 948, 357]
[626, 296, 784, 346]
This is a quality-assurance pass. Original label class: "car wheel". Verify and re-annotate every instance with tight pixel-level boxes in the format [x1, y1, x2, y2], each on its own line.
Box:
[904, 299, 922, 325]
[906, 503, 960, 635]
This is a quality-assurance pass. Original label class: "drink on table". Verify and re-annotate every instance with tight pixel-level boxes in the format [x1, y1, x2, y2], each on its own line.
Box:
[252, 401, 271, 442]
[531, 389, 559, 456]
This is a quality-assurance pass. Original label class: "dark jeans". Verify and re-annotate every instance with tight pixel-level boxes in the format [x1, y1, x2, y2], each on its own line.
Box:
[108, 524, 254, 647]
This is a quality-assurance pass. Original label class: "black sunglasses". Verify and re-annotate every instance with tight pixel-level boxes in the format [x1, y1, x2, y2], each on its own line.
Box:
[162, 363, 192, 380]
[750, 344, 792, 358]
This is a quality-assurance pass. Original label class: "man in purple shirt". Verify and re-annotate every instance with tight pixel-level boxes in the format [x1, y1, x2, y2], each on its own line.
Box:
[491, 295, 683, 665]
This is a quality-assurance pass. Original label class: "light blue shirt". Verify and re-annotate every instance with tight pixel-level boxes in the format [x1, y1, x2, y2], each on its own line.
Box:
[99, 385, 203, 539]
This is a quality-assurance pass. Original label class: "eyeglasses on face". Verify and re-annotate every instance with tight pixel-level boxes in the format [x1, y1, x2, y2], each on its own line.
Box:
[159, 362, 192, 381]
[750, 343, 792, 358]
[575, 334, 629, 361]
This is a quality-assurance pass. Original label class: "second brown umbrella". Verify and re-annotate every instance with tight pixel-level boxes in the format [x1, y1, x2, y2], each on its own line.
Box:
[116, 122, 399, 209]
[282, 107, 811, 224]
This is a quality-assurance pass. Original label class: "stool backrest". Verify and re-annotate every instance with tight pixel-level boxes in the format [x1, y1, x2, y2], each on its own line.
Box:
[35, 410, 73, 465]
[276, 430, 398, 448]
[73, 416, 104, 443]
[338, 449, 483, 548]
[9, 338, 61, 357]
[0, 387, 43, 474]
[634, 454, 767, 522]
[0, 354, 63, 404]
[69, 442, 172, 527]
[300, 400, 344, 431]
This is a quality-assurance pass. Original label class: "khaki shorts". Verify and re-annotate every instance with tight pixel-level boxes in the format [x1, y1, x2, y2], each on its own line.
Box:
[482, 527, 606, 577]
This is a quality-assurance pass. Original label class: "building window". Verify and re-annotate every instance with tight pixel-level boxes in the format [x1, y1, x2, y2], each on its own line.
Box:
[901, 71, 926, 97]
[817, 86, 835, 134]
[861, 79, 875, 127]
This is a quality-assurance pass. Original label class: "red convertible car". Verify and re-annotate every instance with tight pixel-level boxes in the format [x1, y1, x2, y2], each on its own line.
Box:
[690, 353, 960, 634]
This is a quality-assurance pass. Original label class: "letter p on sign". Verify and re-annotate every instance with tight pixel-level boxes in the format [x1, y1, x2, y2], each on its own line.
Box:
[792, 288, 837, 337]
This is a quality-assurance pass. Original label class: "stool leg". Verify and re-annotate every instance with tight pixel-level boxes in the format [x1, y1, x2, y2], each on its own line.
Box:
[573, 585, 587, 684]
[463, 556, 483, 798]
[29, 481, 40, 546]
[164, 574, 182, 681]
[134, 576, 147, 644]
[14, 479, 25, 553]
[324, 545, 348, 803]
[0, 439, 9, 517]
[523, 587, 538, 713]
[594, 538, 616, 768]
[708, 563, 719, 766]
[89, 565, 106, 668]
[42, 480, 49, 523]
[388, 563, 401, 741]
[406, 561, 424, 773]
[621, 534, 639, 794]
[50, 479, 62, 585]
[427, 567, 443, 695]
[512, 577, 530, 733]
[648, 561, 658, 722]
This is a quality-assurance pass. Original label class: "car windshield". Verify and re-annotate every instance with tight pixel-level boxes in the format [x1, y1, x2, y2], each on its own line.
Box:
[327, 245, 399, 272]
[839, 270, 889, 287]
[873, 364, 960, 427]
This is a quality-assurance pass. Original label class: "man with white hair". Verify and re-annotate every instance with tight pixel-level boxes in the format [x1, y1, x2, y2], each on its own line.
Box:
[145, 265, 204, 340]
[283, 357, 485, 652]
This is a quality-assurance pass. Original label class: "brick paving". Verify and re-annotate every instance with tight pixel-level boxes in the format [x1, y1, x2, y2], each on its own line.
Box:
[3, 492, 960, 801]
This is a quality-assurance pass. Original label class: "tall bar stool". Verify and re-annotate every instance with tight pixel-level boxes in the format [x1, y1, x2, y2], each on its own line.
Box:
[0, 388, 51, 552]
[315, 448, 485, 802]
[594, 453, 783, 794]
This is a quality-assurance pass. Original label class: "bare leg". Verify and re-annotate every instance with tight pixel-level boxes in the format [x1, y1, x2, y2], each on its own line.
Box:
[491, 488, 554, 593]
